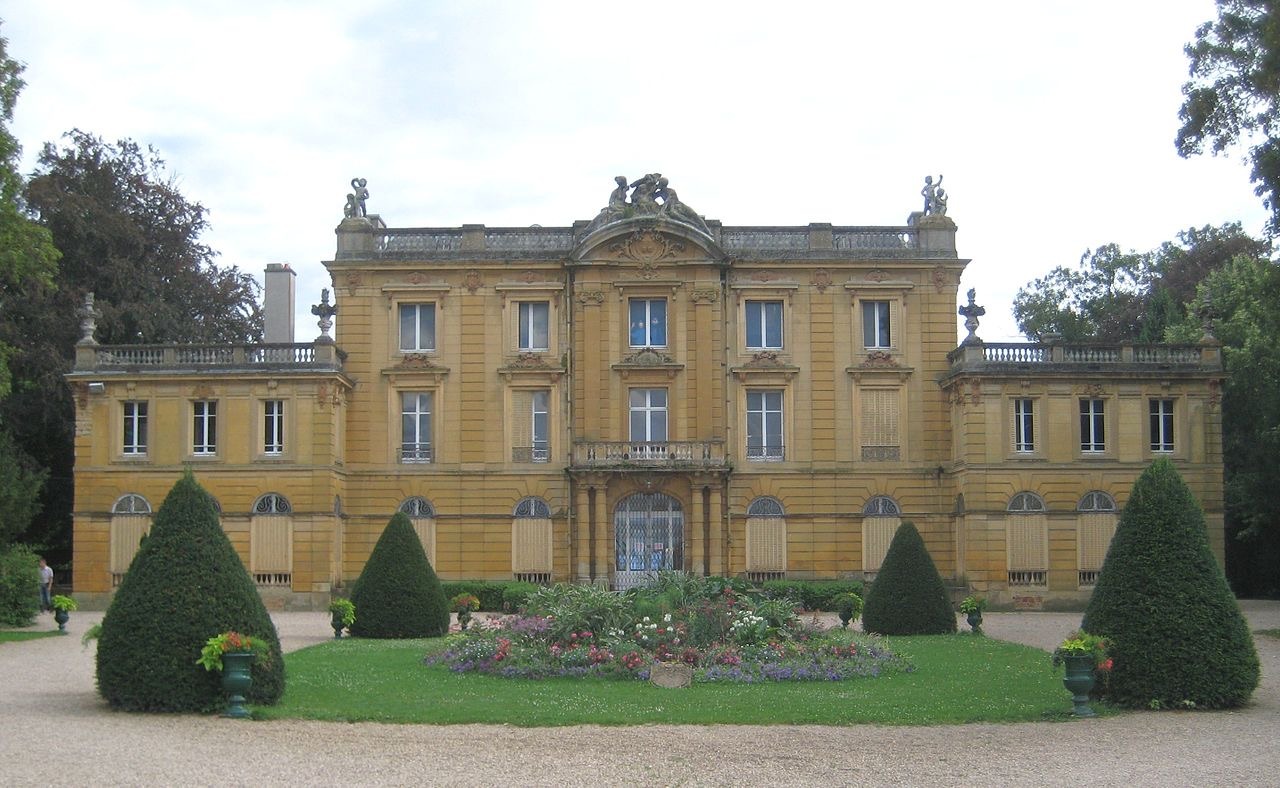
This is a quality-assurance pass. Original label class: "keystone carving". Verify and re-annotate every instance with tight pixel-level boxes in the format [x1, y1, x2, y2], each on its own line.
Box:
[464, 270, 482, 293]
[811, 269, 832, 293]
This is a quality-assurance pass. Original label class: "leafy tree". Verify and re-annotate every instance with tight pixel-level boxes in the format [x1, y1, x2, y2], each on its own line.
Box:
[0, 542, 39, 626]
[95, 470, 284, 712]
[1177, 1, 1280, 235]
[861, 521, 956, 635]
[349, 512, 450, 638]
[1082, 459, 1259, 708]
[0, 426, 44, 545]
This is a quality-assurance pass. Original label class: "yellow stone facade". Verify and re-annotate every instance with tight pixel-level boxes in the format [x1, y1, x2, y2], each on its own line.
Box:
[67, 181, 1224, 609]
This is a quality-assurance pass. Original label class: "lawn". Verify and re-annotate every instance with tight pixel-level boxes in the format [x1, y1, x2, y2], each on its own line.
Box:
[259, 634, 1087, 725]
[0, 629, 62, 644]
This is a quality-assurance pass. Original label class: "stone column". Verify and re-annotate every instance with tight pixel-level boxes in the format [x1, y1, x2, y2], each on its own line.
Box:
[689, 484, 705, 574]
[575, 483, 592, 583]
[708, 484, 725, 576]
[593, 484, 610, 585]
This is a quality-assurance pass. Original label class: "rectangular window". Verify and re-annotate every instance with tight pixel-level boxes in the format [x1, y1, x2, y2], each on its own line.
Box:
[746, 390, 784, 460]
[401, 392, 433, 463]
[628, 298, 667, 347]
[264, 400, 284, 455]
[1150, 398, 1174, 452]
[1080, 398, 1106, 453]
[518, 302, 549, 351]
[531, 389, 550, 462]
[629, 388, 668, 443]
[860, 388, 901, 461]
[398, 303, 436, 351]
[1013, 398, 1035, 453]
[745, 300, 783, 349]
[193, 400, 217, 455]
[863, 300, 891, 349]
[123, 401, 147, 455]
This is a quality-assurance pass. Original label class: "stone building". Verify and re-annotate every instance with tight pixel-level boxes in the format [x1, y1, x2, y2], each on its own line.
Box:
[66, 175, 1224, 609]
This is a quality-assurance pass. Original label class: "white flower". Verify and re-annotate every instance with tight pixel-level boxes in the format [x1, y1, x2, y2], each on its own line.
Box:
[663, 614, 672, 623]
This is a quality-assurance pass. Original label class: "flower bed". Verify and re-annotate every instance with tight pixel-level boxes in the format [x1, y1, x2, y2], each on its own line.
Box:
[425, 575, 912, 684]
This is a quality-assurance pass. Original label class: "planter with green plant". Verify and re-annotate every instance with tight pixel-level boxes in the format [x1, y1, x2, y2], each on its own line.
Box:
[329, 598, 356, 639]
[835, 592, 863, 630]
[197, 631, 272, 719]
[451, 593, 481, 631]
[50, 595, 77, 633]
[1052, 630, 1111, 717]
[958, 596, 986, 635]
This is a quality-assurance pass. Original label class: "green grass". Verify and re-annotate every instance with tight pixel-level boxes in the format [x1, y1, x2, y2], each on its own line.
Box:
[259, 634, 1096, 725]
[0, 629, 62, 644]
[1255, 629, 1280, 640]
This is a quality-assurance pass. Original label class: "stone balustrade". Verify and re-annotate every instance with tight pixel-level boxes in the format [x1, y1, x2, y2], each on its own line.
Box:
[72, 342, 345, 372]
[572, 441, 727, 469]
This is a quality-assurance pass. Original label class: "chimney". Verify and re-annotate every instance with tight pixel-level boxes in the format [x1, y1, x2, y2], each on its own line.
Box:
[263, 264, 296, 343]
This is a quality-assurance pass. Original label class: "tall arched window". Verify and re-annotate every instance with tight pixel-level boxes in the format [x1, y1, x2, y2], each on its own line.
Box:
[399, 496, 438, 567]
[862, 495, 902, 580]
[250, 493, 292, 587]
[1077, 491, 1119, 588]
[110, 494, 152, 586]
[512, 497, 552, 583]
[745, 496, 786, 581]
[1007, 491, 1047, 586]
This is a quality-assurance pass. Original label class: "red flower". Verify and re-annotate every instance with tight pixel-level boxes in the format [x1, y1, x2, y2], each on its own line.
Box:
[1099, 658, 1114, 671]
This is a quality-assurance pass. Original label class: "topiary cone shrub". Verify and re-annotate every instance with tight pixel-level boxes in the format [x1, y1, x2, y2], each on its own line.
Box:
[861, 520, 957, 635]
[349, 512, 449, 638]
[96, 470, 284, 711]
[1082, 459, 1259, 708]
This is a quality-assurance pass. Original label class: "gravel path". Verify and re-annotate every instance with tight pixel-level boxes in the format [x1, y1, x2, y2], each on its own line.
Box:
[3, 602, 1278, 787]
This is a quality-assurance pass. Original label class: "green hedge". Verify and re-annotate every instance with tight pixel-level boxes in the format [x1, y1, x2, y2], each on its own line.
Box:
[350, 513, 449, 638]
[759, 579, 864, 611]
[0, 544, 39, 627]
[440, 580, 541, 612]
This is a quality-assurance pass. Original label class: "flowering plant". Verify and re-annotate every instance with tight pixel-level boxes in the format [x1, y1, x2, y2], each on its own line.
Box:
[1051, 630, 1111, 671]
[450, 593, 482, 613]
[196, 631, 271, 672]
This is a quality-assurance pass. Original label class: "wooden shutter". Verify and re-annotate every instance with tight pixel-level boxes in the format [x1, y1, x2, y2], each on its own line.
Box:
[745, 516, 787, 571]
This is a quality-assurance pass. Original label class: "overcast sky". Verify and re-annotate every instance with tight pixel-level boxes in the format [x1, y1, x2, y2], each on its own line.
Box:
[4, 1, 1269, 342]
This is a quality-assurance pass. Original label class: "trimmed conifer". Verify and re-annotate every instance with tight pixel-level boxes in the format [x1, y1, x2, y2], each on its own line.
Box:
[861, 520, 957, 635]
[349, 512, 449, 638]
[1082, 459, 1259, 708]
[95, 470, 284, 711]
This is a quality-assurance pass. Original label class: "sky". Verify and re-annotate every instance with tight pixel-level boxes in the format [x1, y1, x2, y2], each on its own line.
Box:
[4, 1, 1270, 343]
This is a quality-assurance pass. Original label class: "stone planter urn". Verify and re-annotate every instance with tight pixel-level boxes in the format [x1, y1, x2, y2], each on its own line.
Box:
[650, 660, 692, 688]
[331, 611, 346, 639]
[220, 652, 255, 719]
[53, 608, 70, 633]
[965, 611, 983, 635]
[1061, 654, 1097, 717]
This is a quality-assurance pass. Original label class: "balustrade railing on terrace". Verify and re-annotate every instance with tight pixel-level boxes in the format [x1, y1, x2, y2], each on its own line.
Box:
[948, 342, 1210, 368]
[75, 342, 343, 371]
[573, 441, 726, 467]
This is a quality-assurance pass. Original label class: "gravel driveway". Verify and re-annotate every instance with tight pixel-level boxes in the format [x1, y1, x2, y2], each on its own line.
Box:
[3, 602, 1278, 787]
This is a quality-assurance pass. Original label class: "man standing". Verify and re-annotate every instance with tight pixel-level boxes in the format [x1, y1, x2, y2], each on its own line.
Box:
[38, 557, 53, 612]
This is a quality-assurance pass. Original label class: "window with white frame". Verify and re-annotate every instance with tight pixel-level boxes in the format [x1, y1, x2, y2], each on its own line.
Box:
[398, 303, 436, 352]
[123, 401, 147, 455]
[1079, 398, 1106, 452]
[263, 399, 284, 455]
[862, 300, 892, 349]
[629, 388, 668, 444]
[628, 298, 667, 347]
[512, 389, 550, 463]
[745, 300, 783, 349]
[401, 392, 433, 463]
[746, 390, 784, 460]
[192, 400, 217, 455]
[1149, 398, 1174, 452]
[1013, 398, 1035, 453]
[518, 301, 549, 351]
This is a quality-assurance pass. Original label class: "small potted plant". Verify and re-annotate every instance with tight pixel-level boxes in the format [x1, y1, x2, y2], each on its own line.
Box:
[451, 593, 481, 631]
[329, 598, 356, 639]
[834, 592, 863, 630]
[50, 594, 78, 633]
[1052, 630, 1112, 717]
[197, 631, 271, 719]
[958, 596, 986, 635]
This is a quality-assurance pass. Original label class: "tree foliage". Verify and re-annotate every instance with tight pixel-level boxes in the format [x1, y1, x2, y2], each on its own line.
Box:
[1082, 459, 1259, 708]
[0, 542, 39, 626]
[95, 471, 284, 712]
[860, 521, 956, 636]
[0, 426, 45, 546]
[1177, 1, 1280, 235]
[349, 512, 450, 638]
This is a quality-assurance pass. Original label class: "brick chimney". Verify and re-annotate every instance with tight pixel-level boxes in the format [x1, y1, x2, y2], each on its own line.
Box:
[264, 263, 296, 343]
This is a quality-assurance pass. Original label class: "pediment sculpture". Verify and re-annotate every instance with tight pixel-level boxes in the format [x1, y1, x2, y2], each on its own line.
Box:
[584, 173, 712, 237]
[620, 347, 678, 366]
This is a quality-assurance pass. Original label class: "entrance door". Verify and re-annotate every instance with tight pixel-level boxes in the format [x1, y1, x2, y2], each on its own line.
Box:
[614, 492, 683, 590]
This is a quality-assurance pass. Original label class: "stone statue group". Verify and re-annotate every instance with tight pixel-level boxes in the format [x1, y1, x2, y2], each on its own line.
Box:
[591, 173, 711, 236]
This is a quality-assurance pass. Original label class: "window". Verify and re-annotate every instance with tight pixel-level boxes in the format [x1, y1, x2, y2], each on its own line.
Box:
[513, 389, 551, 462]
[746, 390, 784, 460]
[253, 493, 292, 514]
[112, 494, 152, 515]
[123, 401, 147, 455]
[1007, 491, 1048, 586]
[629, 388, 668, 443]
[863, 300, 891, 349]
[746, 497, 786, 578]
[1150, 398, 1174, 452]
[1013, 398, 1035, 453]
[747, 497, 785, 517]
[399, 496, 435, 518]
[628, 298, 667, 347]
[860, 388, 901, 461]
[863, 496, 900, 516]
[514, 497, 551, 518]
[1079, 398, 1106, 452]
[745, 300, 783, 349]
[518, 301, 549, 351]
[193, 400, 217, 455]
[1008, 491, 1046, 513]
[401, 392, 433, 463]
[1078, 491, 1116, 512]
[264, 400, 284, 455]
[398, 303, 436, 351]
[861, 496, 901, 580]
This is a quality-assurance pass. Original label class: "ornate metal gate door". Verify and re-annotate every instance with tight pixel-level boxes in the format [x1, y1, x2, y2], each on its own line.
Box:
[614, 492, 683, 590]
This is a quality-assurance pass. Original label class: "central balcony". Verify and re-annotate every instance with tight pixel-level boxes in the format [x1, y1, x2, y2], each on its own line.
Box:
[572, 441, 727, 470]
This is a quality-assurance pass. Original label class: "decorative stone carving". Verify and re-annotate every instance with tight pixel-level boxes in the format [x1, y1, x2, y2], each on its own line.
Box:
[690, 288, 720, 304]
[860, 351, 899, 368]
[344, 272, 362, 295]
[921, 175, 947, 216]
[311, 289, 337, 339]
[584, 174, 712, 236]
[509, 352, 550, 368]
[932, 266, 949, 293]
[1078, 383, 1105, 397]
[343, 177, 369, 218]
[407, 272, 427, 285]
[866, 269, 890, 283]
[620, 348, 677, 366]
[397, 354, 444, 371]
[520, 270, 539, 284]
[958, 288, 985, 345]
[464, 270, 482, 293]
[861, 446, 901, 462]
[609, 230, 685, 263]
[811, 269, 832, 293]
[576, 289, 605, 306]
[78, 292, 100, 345]
[1208, 379, 1222, 407]
[750, 351, 782, 365]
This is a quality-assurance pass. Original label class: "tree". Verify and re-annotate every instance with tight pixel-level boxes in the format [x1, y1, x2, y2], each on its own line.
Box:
[349, 512, 450, 638]
[0, 426, 44, 545]
[1081, 459, 1259, 708]
[0, 130, 261, 560]
[1177, 1, 1280, 235]
[95, 470, 284, 712]
[860, 521, 956, 636]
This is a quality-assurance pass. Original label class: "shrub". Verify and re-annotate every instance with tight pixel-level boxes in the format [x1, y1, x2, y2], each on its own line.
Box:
[861, 521, 956, 635]
[500, 581, 539, 611]
[95, 470, 284, 711]
[762, 579, 864, 611]
[439, 580, 541, 612]
[0, 543, 39, 627]
[1081, 459, 1259, 708]
[349, 512, 449, 638]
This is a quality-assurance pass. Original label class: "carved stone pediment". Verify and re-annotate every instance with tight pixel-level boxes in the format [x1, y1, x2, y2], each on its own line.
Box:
[498, 353, 565, 382]
[859, 351, 899, 368]
[609, 230, 686, 264]
[383, 355, 451, 383]
[509, 352, 551, 368]
[619, 348, 677, 366]
[396, 354, 446, 371]
[730, 352, 800, 382]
